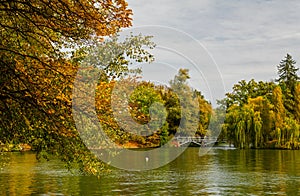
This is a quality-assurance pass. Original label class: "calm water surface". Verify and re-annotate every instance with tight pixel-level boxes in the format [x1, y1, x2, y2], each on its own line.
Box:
[1, 148, 300, 195]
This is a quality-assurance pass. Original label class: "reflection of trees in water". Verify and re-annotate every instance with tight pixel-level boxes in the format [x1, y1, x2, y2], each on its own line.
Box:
[216, 149, 300, 194]
[0, 153, 81, 195]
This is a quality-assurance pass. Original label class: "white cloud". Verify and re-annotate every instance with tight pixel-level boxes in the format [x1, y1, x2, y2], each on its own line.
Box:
[126, 0, 300, 103]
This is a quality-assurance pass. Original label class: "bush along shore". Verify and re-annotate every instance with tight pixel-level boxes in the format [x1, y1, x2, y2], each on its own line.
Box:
[0, 143, 32, 152]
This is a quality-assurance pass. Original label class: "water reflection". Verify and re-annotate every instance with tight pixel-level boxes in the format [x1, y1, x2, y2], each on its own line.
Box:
[214, 149, 300, 195]
[0, 149, 300, 195]
[0, 152, 81, 195]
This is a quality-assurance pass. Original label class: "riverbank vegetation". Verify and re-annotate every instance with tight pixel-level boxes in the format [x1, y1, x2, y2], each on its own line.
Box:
[1, 0, 299, 176]
[0, 0, 133, 175]
[93, 68, 212, 148]
[221, 54, 300, 149]
[0, 0, 212, 174]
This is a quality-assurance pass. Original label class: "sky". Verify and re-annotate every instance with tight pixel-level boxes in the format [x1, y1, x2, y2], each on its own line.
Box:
[125, 0, 300, 105]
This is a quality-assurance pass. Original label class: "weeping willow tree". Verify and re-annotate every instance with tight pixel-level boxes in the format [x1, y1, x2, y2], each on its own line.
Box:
[224, 104, 252, 148]
[248, 97, 274, 147]
[224, 96, 271, 148]
[223, 87, 300, 149]
[282, 118, 300, 149]
[224, 87, 300, 149]
[222, 54, 300, 149]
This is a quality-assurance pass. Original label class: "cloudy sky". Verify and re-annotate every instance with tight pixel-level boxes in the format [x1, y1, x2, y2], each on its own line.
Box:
[125, 0, 300, 105]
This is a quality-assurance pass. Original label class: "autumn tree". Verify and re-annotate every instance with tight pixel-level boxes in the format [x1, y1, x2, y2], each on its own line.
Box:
[168, 69, 199, 137]
[295, 83, 300, 122]
[224, 96, 270, 149]
[220, 54, 300, 149]
[98, 78, 167, 147]
[223, 82, 300, 149]
[194, 90, 212, 137]
[128, 81, 168, 146]
[272, 86, 285, 146]
[0, 0, 133, 174]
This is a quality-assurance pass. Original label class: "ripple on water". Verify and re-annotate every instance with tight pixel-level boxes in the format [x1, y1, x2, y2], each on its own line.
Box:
[1, 149, 300, 195]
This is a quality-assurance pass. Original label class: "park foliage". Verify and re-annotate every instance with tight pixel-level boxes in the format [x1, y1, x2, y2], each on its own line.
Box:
[0, 0, 211, 174]
[221, 54, 300, 149]
[1, 1, 299, 176]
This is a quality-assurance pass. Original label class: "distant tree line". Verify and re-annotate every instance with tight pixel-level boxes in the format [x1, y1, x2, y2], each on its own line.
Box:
[94, 68, 212, 148]
[1, 1, 299, 177]
[220, 54, 300, 149]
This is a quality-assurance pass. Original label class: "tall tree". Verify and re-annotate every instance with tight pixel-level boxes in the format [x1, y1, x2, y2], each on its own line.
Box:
[169, 69, 199, 137]
[272, 86, 285, 130]
[271, 86, 285, 147]
[0, 0, 133, 174]
[295, 83, 300, 122]
[276, 54, 300, 115]
[194, 90, 212, 137]
[163, 88, 181, 136]
[224, 96, 273, 149]
[276, 54, 299, 91]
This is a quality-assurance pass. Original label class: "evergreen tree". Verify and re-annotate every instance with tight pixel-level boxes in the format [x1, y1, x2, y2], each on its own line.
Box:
[276, 54, 299, 90]
[276, 54, 299, 115]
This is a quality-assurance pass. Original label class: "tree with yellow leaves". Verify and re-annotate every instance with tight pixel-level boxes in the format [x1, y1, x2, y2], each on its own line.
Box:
[0, 0, 135, 174]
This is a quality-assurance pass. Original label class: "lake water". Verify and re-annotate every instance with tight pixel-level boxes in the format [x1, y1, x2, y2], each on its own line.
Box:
[1, 148, 300, 195]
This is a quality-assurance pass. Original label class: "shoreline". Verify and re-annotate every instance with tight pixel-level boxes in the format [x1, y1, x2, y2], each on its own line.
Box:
[2, 142, 300, 153]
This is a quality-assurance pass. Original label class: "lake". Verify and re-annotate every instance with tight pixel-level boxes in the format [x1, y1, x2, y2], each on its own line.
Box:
[1, 148, 300, 195]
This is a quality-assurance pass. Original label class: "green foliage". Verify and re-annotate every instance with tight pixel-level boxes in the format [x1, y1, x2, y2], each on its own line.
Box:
[222, 54, 300, 149]
[223, 97, 267, 148]
[75, 34, 155, 80]
[272, 86, 285, 130]
[0, 0, 156, 175]
[0, 0, 214, 176]
[159, 122, 169, 146]
[295, 83, 300, 122]
[276, 54, 299, 91]
[209, 106, 226, 141]
[276, 54, 300, 115]
[169, 69, 200, 137]
[163, 89, 181, 136]
[195, 90, 212, 137]
[128, 81, 168, 144]
[224, 79, 275, 108]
